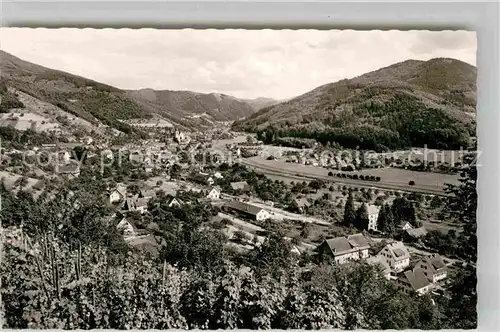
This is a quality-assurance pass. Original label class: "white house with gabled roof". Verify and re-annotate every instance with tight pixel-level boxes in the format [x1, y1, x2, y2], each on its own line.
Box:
[377, 241, 410, 272]
[316, 233, 370, 265]
[415, 253, 448, 283]
[116, 217, 137, 238]
[397, 268, 432, 296]
[109, 185, 127, 204]
[206, 186, 221, 200]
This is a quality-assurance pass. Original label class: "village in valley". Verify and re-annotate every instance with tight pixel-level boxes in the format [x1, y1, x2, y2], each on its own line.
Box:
[0, 29, 478, 330]
[2, 125, 472, 298]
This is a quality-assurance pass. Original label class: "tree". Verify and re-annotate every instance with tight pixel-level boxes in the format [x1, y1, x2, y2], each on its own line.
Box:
[300, 223, 311, 239]
[308, 179, 323, 192]
[251, 232, 293, 275]
[444, 264, 477, 328]
[391, 197, 416, 227]
[72, 146, 87, 162]
[445, 151, 477, 262]
[127, 183, 140, 195]
[377, 204, 395, 235]
[376, 204, 388, 233]
[354, 203, 370, 230]
[430, 195, 442, 208]
[286, 199, 301, 214]
[170, 163, 182, 179]
[343, 193, 356, 226]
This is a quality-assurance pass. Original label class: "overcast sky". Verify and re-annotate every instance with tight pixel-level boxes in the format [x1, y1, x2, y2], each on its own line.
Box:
[0, 28, 476, 100]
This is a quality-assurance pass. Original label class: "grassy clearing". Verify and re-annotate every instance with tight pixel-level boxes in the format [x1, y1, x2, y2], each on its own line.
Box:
[245, 156, 459, 192]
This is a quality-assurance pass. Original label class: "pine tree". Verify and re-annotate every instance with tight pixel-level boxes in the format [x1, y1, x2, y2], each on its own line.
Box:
[376, 204, 388, 232]
[384, 205, 396, 236]
[354, 203, 370, 230]
[378, 204, 396, 235]
[445, 151, 477, 262]
[343, 193, 356, 226]
[391, 197, 416, 227]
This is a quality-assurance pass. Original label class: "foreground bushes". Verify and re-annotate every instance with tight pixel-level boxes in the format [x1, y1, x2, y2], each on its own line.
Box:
[1, 228, 471, 330]
[1, 230, 345, 330]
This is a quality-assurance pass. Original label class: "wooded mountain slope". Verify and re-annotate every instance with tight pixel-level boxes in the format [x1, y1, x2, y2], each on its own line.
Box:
[233, 58, 476, 150]
[0, 51, 258, 134]
[126, 89, 256, 122]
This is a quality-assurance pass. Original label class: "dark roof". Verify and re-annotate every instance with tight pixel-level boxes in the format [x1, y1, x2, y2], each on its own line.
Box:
[385, 242, 410, 260]
[326, 237, 352, 254]
[136, 197, 149, 207]
[139, 189, 156, 198]
[428, 254, 447, 270]
[58, 164, 80, 173]
[125, 234, 159, 257]
[225, 200, 263, 216]
[230, 181, 251, 191]
[405, 268, 431, 291]
[367, 256, 391, 274]
[393, 248, 406, 258]
[347, 233, 370, 249]
[197, 197, 212, 204]
[405, 227, 428, 238]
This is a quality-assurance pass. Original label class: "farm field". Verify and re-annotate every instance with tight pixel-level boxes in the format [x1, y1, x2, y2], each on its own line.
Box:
[352, 167, 459, 187]
[241, 156, 459, 195]
[421, 219, 462, 234]
[265, 173, 311, 184]
[366, 148, 471, 165]
[0, 90, 97, 136]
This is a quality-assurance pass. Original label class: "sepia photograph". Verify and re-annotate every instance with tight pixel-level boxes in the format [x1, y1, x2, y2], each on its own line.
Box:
[0, 28, 477, 329]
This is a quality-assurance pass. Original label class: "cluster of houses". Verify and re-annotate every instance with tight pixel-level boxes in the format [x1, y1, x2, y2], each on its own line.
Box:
[284, 152, 367, 170]
[108, 180, 228, 236]
[212, 191, 449, 298]
[16, 133, 443, 298]
[197, 171, 224, 186]
[316, 232, 448, 296]
[2, 145, 83, 178]
[108, 184, 189, 214]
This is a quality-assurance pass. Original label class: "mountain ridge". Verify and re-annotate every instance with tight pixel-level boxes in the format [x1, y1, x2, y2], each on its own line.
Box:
[0, 50, 260, 135]
[233, 57, 476, 151]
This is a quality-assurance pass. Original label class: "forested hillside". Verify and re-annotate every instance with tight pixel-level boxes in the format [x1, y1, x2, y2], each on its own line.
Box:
[233, 58, 476, 151]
